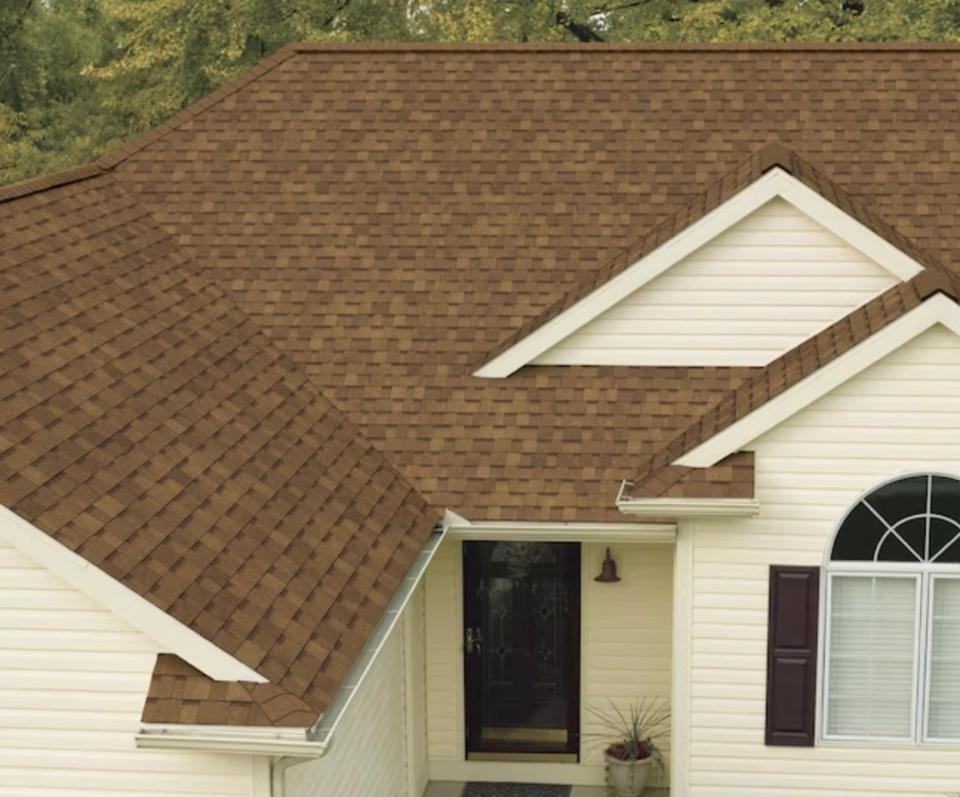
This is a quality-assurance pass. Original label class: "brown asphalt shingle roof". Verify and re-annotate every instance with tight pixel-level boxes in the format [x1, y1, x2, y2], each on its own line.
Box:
[5, 43, 960, 726]
[104, 43, 960, 522]
[0, 171, 439, 726]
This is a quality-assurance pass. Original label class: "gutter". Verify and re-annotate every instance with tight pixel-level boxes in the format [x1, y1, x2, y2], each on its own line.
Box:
[136, 725, 326, 757]
[615, 480, 760, 518]
[137, 516, 450, 769]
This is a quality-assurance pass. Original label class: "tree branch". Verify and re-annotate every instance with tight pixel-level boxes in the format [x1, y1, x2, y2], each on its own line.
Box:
[555, 10, 605, 41]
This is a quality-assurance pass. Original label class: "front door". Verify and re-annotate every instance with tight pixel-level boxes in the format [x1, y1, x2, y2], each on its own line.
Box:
[463, 541, 581, 761]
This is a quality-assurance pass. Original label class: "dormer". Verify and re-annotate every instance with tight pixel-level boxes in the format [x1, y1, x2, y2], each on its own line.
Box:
[476, 145, 934, 376]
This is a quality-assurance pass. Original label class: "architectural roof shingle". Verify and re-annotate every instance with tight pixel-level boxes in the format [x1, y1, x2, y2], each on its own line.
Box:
[0, 170, 439, 726]
[5, 43, 960, 726]
[106, 43, 960, 521]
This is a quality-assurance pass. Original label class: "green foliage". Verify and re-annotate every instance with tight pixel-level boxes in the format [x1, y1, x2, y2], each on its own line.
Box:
[585, 697, 671, 768]
[4, 0, 960, 185]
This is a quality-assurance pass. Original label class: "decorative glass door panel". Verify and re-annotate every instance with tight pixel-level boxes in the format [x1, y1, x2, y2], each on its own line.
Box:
[463, 541, 580, 760]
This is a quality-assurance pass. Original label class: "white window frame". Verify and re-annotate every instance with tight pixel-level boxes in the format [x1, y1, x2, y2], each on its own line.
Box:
[820, 473, 960, 746]
[821, 569, 922, 744]
[922, 573, 960, 743]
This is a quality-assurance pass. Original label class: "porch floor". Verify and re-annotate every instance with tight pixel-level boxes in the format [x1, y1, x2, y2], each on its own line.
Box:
[424, 783, 669, 797]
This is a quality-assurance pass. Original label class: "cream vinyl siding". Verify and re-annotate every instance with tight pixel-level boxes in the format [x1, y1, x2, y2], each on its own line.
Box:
[423, 538, 672, 787]
[532, 198, 897, 368]
[581, 543, 673, 787]
[424, 538, 462, 762]
[287, 592, 426, 797]
[404, 584, 429, 797]
[0, 538, 256, 797]
[687, 324, 960, 796]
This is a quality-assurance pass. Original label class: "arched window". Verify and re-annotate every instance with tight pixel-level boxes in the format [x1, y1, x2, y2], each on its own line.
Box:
[824, 474, 960, 743]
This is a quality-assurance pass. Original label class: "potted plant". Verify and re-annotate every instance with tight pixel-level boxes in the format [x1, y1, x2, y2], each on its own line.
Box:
[586, 698, 670, 797]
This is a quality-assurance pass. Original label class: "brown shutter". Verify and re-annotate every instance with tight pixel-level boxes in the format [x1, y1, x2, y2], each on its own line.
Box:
[765, 565, 819, 746]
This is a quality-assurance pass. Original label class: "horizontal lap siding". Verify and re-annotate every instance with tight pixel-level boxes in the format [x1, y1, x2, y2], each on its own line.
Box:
[689, 326, 960, 796]
[286, 603, 413, 797]
[534, 198, 896, 367]
[581, 543, 673, 786]
[424, 539, 461, 762]
[0, 540, 254, 797]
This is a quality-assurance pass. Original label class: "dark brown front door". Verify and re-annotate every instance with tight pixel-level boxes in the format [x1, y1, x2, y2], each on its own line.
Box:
[463, 541, 581, 760]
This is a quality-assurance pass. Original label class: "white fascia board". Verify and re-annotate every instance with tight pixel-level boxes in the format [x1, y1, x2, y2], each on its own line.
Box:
[0, 504, 265, 682]
[615, 497, 760, 518]
[475, 168, 924, 378]
[447, 518, 677, 544]
[676, 294, 960, 468]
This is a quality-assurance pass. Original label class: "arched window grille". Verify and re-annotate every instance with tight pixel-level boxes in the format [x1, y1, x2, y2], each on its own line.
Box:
[824, 474, 960, 743]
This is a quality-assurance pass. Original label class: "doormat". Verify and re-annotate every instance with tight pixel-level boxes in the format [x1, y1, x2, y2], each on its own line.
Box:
[462, 784, 572, 797]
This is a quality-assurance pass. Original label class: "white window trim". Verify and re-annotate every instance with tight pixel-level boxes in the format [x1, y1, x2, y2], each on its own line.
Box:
[475, 167, 924, 379]
[922, 573, 960, 743]
[819, 473, 960, 746]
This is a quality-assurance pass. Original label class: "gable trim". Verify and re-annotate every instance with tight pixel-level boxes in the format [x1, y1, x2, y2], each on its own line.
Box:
[675, 294, 960, 468]
[0, 504, 266, 683]
[475, 168, 925, 378]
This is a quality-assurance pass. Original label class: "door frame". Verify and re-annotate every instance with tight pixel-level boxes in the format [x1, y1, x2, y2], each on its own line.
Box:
[462, 540, 582, 760]
[432, 521, 678, 786]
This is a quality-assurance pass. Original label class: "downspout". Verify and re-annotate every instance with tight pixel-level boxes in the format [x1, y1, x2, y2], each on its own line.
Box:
[271, 756, 303, 797]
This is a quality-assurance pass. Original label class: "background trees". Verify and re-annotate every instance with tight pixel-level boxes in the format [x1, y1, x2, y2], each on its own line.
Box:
[3, 0, 960, 185]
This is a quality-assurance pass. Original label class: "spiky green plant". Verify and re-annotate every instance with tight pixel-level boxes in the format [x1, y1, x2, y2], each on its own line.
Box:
[585, 697, 671, 769]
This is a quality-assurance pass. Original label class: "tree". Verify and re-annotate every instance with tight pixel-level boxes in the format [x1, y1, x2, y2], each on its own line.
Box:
[3, 0, 960, 186]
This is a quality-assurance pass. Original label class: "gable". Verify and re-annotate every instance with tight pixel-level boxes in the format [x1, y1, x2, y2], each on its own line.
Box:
[674, 292, 960, 469]
[0, 504, 262, 682]
[0, 532, 258, 795]
[533, 198, 899, 367]
[477, 165, 928, 377]
[753, 324, 960, 479]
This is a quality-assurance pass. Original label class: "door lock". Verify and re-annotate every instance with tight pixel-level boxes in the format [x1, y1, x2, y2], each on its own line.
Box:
[465, 627, 483, 654]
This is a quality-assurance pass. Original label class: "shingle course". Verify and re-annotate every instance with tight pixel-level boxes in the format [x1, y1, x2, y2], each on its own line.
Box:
[6, 43, 960, 726]
[0, 173, 439, 726]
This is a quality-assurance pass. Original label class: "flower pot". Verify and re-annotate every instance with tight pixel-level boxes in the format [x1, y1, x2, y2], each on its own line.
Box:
[605, 753, 651, 797]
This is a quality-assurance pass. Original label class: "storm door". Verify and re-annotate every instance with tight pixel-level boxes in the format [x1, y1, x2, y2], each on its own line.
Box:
[463, 541, 580, 761]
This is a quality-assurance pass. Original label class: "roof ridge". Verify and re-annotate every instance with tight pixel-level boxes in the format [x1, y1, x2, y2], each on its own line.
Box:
[0, 45, 299, 203]
[97, 45, 300, 171]
[477, 140, 952, 371]
[0, 162, 107, 205]
[289, 41, 960, 53]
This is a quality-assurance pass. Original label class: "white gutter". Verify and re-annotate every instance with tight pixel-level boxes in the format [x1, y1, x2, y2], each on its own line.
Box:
[136, 725, 324, 757]
[137, 517, 450, 766]
[308, 518, 448, 745]
[615, 480, 760, 518]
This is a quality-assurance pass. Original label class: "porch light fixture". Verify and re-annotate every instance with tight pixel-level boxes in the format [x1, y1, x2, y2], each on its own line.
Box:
[594, 547, 621, 583]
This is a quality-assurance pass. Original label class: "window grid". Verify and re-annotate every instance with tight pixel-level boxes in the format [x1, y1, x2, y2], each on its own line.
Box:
[823, 473, 960, 745]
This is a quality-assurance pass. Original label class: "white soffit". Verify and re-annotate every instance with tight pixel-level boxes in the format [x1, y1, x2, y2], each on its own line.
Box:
[675, 295, 960, 469]
[0, 504, 265, 682]
[475, 168, 925, 378]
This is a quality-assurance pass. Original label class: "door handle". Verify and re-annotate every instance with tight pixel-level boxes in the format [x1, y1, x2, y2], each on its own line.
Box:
[465, 627, 483, 655]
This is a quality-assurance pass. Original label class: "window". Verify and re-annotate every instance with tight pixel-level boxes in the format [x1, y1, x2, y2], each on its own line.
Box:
[823, 474, 960, 743]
